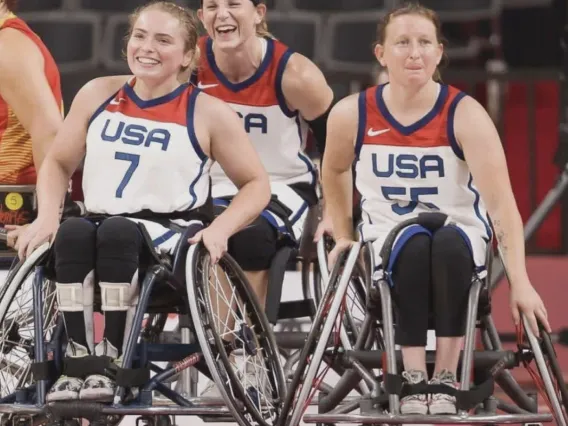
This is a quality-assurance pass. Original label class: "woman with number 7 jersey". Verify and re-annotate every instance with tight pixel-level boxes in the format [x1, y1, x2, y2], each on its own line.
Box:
[13, 1, 269, 403]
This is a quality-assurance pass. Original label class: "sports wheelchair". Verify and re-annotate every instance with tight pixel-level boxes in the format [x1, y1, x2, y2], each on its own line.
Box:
[160, 202, 371, 411]
[264, 203, 369, 383]
[0, 220, 286, 426]
[276, 212, 568, 426]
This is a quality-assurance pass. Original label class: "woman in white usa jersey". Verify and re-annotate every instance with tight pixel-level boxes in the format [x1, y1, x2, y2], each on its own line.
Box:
[193, 0, 335, 396]
[15, 1, 269, 403]
[322, 3, 551, 416]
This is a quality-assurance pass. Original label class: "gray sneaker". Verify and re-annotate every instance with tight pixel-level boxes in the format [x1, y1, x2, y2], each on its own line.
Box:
[400, 370, 428, 415]
[47, 341, 88, 401]
[79, 339, 118, 402]
[429, 369, 457, 414]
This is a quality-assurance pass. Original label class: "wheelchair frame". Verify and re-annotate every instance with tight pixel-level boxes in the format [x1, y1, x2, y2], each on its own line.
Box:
[279, 214, 567, 426]
[0, 224, 285, 426]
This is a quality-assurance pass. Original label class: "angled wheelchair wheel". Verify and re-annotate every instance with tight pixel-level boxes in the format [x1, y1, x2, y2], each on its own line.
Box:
[0, 244, 58, 410]
[316, 237, 380, 350]
[540, 329, 568, 413]
[278, 242, 363, 426]
[520, 317, 568, 426]
[187, 243, 286, 426]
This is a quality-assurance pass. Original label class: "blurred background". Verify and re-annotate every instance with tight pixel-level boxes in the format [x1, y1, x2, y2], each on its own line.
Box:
[8, 0, 568, 412]
[14, 0, 567, 255]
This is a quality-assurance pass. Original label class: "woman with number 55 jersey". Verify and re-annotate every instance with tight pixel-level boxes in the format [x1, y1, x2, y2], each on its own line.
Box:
[322, 3, 550, 416]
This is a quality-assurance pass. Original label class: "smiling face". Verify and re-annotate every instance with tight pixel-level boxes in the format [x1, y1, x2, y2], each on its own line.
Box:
[374, 9, 444, 87]
[198, 0, 266, 51]
[126, 5, 194, 85]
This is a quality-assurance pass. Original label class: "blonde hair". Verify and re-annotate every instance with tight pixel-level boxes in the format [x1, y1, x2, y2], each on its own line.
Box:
[255, 18, 275, 39]
[375, 2, 448, 82]
[125, 1, 201, 73]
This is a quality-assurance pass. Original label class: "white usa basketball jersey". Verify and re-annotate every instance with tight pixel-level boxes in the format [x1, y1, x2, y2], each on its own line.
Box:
[193, 36, 317, 240]
[83, 79, 212, 216]
[194, 36, 316, 193]
[355, 84, 492, 268]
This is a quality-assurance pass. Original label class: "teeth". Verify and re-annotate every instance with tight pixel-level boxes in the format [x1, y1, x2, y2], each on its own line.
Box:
[216, 26, 236, 32]
[137, 57, 159, 64]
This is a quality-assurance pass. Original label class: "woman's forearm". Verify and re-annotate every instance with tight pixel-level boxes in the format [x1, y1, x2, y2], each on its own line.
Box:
[211, 179, 270, 237]
[491, 205, 529, 287]
[323, 168, 353, 240]
[36, 158, 73, 222]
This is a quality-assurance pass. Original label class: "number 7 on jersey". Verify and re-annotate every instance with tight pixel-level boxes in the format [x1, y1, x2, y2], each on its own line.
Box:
[115, 152, 140, 198]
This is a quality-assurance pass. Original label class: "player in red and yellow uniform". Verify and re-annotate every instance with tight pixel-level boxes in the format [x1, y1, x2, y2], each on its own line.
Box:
[0, 0, 65, 243]
[0, 0, 63, 185]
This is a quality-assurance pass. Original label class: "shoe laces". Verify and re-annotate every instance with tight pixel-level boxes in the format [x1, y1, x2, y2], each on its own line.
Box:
[431, 369, 456, 386]
[402, 370, 427, 401]
[430, 369, 457, 401]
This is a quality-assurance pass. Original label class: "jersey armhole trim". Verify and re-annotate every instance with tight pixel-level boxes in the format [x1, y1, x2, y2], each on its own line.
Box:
[447, 91, 468, 161]
[186, 87, 208, 162]
[87, 89, 120, 127]
[354, 91, 367, 159]
[275, 48, 296, 118]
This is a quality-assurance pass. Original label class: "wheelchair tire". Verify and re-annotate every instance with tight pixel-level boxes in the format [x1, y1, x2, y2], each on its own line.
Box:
[0, 244, 56, 400]
[540, 329, 568, 417]
[186, 243, 286, 426]
[522, 316, 568, 426]
[315, 239, 378, 350]
[277, 243, 361, 426]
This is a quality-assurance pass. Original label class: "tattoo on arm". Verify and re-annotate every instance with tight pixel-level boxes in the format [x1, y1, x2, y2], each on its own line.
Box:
[493, 219, 508, 254]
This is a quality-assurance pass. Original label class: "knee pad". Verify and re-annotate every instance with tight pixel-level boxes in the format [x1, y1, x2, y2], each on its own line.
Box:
[228, 217, 278, 271]
[96, 217, 142, 283]
[99, 272, 140, 354]
[99, 273, 140, 312]
[56, 270, 95, 352]
[54, 218, 96, 283]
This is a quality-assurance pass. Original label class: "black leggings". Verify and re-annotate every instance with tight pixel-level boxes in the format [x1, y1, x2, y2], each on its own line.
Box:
[391, 226, 475, 347]
[53, 216, 142, 355]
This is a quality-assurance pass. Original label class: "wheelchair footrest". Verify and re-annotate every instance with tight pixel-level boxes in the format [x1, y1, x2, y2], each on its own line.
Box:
[303, 412, 554, 424]
[199, 416, 235, 422]
[0, 403, 236, 418]
[277, 299, 316, 320]
[47, 401, 105, 421]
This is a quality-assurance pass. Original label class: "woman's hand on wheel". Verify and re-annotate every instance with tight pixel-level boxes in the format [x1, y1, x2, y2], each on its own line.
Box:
[5, 224, 29, 248]
[327, 237, 355, 270]
[314, 211, 334, 243]
[188, 226, 229, 265]
[13, 217, 59, 260]
[509, 278, 551, 338]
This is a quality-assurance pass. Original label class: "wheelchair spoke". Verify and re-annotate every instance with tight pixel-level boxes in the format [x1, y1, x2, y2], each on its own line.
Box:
[0, 267, 58, 399]
[188, 245, 285, 426]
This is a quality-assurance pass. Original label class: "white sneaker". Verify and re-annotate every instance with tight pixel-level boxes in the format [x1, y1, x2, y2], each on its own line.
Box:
[47, 341, 88, 401]
[429, 369, 458, 414]
[400, 370, 428, 415]
[79, 339, 118, 402]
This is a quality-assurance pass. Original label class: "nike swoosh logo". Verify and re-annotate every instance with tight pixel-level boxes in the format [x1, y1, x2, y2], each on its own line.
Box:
[109, 98, 125, 105]
[367, 128, 390, 137]
[197, 82, 219, 89]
